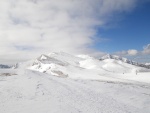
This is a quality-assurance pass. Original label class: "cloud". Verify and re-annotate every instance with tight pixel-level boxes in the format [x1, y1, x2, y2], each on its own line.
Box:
[115, 44, 150, 57]
[115, 50, 138, 56]
[143, 44, 150, 54]
[0, 0, 138, 63]
[127, 49, 138, 56]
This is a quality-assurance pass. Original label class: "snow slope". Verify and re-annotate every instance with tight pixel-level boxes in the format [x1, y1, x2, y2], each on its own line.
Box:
[0, 69, 150, 113]
[28, 52, 150, 83]
[0, 52, 150, 113]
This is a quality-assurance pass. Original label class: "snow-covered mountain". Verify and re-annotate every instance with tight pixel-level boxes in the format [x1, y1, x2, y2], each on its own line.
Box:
[100, 54, 138, 64]
[28, 52, 150, 81]
[145, 63, 150, 68]
[29, 52, 82, 78]
[0, 64, 12, 69]
[100, 54, 150, 69]
[1, 52, 150, 113]
[145, 63, 150, 65]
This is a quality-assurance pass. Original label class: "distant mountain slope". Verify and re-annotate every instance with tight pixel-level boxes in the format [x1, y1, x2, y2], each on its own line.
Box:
[100, 54, 150, 69]
[100, 54, 137, 64]
[28, 52, 150, 80]
[0, 64, 12, 69]
[145, 63, 150, 65]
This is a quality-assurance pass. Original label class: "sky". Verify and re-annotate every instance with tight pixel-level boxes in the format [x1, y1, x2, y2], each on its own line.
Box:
[0, 0, 150, 64]
[94, 0, 150, 62]
[95, 1, 150, 52]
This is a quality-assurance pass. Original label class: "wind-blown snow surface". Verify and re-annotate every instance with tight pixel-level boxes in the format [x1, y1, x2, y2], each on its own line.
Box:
[0, 52, 150, 113]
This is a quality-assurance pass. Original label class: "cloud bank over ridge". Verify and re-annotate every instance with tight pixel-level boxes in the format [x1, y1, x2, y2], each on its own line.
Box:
[0, 0, 138, 63]
[116, 44, 150, 56]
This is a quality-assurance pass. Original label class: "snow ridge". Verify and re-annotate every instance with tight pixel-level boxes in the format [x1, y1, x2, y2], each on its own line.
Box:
[0, 52, 150, 113]
[28, 52, 150, 81]
[100, 54, 150, 69]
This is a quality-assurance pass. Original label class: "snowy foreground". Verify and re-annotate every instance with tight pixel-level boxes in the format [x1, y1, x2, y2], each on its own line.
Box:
[0, 52, 150, 113]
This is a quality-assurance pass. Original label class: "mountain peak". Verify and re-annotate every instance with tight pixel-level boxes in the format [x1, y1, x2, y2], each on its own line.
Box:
[38, 54, 49, 60]
[101, 54, 123, 60]
[100, 54, 136, 64]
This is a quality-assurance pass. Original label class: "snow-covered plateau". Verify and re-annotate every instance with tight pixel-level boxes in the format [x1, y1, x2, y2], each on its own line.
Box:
[0, 52, 150, 113]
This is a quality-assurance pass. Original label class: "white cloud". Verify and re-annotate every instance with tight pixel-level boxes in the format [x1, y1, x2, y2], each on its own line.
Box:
[0, 0, 138, 63]
[143, 44, 150, 54]
[127, 49, 138, 56]
[115, 49, 138, 56]
[115, 44, 150, 57]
